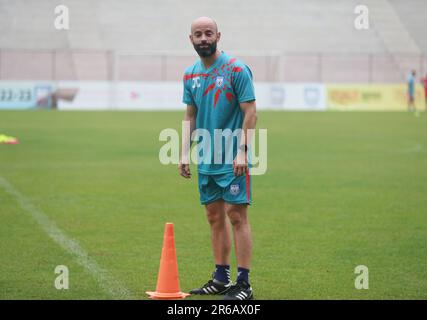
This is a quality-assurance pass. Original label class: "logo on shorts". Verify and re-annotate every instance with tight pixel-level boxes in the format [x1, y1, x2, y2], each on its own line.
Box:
[216, 76, 224, 88]
[230, 184, 240, 196]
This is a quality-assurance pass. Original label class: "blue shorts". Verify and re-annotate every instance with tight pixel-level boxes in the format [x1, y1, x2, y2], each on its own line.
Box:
[198, 171, 252, 205]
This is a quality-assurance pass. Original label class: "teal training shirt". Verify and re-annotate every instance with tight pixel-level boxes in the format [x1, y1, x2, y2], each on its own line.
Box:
[408, 73, 415, 96]
[182, 51, 256, 174]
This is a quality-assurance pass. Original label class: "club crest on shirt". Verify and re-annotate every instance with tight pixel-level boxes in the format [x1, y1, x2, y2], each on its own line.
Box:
[230, 184, 240, 196]
[216, 76, 224, 88]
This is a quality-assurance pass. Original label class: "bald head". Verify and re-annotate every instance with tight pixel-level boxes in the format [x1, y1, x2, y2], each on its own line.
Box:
[189, 16, 221, 58]
[190, 16, 218, 34]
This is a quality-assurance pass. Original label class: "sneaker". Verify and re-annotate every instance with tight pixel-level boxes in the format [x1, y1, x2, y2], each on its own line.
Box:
[223, 280, 253, 300]
[190, 274, 232, 295]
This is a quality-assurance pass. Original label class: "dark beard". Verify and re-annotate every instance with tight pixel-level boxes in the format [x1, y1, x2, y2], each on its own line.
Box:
[193, 41, 217, 58]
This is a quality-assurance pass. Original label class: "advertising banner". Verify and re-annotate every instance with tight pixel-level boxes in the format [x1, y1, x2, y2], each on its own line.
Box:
[255, 83, 326, 110]
[57, 82, 326, 111]
[0, 82, 54, 109]
[327, 84, 425, 111]
[6, 81, 422, 112]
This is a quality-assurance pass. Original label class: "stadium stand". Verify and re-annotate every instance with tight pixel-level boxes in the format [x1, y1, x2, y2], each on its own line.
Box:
[0, 0, 426, 82]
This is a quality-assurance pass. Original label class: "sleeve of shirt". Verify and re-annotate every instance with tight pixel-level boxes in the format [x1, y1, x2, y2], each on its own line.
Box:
[182, 77, 195, 106]
[233, 65, 256, 103]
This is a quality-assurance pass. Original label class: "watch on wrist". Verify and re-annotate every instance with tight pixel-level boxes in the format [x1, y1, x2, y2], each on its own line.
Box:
[239, 144, 248, 152]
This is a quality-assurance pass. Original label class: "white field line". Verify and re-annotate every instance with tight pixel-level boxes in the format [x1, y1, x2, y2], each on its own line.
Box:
[0, 176, 134, 299]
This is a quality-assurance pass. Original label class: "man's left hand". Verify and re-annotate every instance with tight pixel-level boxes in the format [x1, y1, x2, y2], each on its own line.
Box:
[233, 150, 248, 176]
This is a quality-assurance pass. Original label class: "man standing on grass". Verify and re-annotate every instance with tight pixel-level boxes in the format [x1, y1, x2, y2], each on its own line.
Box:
[178, 17, 257, 300]
[421, 73, 427, 111]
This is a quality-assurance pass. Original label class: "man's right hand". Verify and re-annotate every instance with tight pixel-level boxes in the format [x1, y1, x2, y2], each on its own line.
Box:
[178, 161, 191, 179]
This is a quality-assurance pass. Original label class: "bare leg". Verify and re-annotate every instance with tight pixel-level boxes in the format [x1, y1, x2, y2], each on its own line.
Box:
[205, 200, 231, 265]
[225, 203, 252, 269]
[409, 98, 416, 112]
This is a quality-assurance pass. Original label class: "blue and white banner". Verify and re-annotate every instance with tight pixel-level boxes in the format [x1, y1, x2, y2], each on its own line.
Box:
[56, 82, 326, 111]
[0, 81, 54, 109]
[254, 83, 326, 111]
[0, 81, 326, 111]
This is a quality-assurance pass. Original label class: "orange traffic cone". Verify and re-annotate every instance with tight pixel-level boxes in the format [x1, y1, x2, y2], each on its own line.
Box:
[146, 223, 190, 299]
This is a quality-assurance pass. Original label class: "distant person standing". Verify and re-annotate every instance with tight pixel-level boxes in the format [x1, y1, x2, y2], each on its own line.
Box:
[407, 70, 416, 112]
[421, 73, 427, 111]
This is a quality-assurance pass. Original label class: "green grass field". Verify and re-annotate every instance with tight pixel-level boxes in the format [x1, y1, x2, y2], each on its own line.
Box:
[0, 110, 426, 300]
